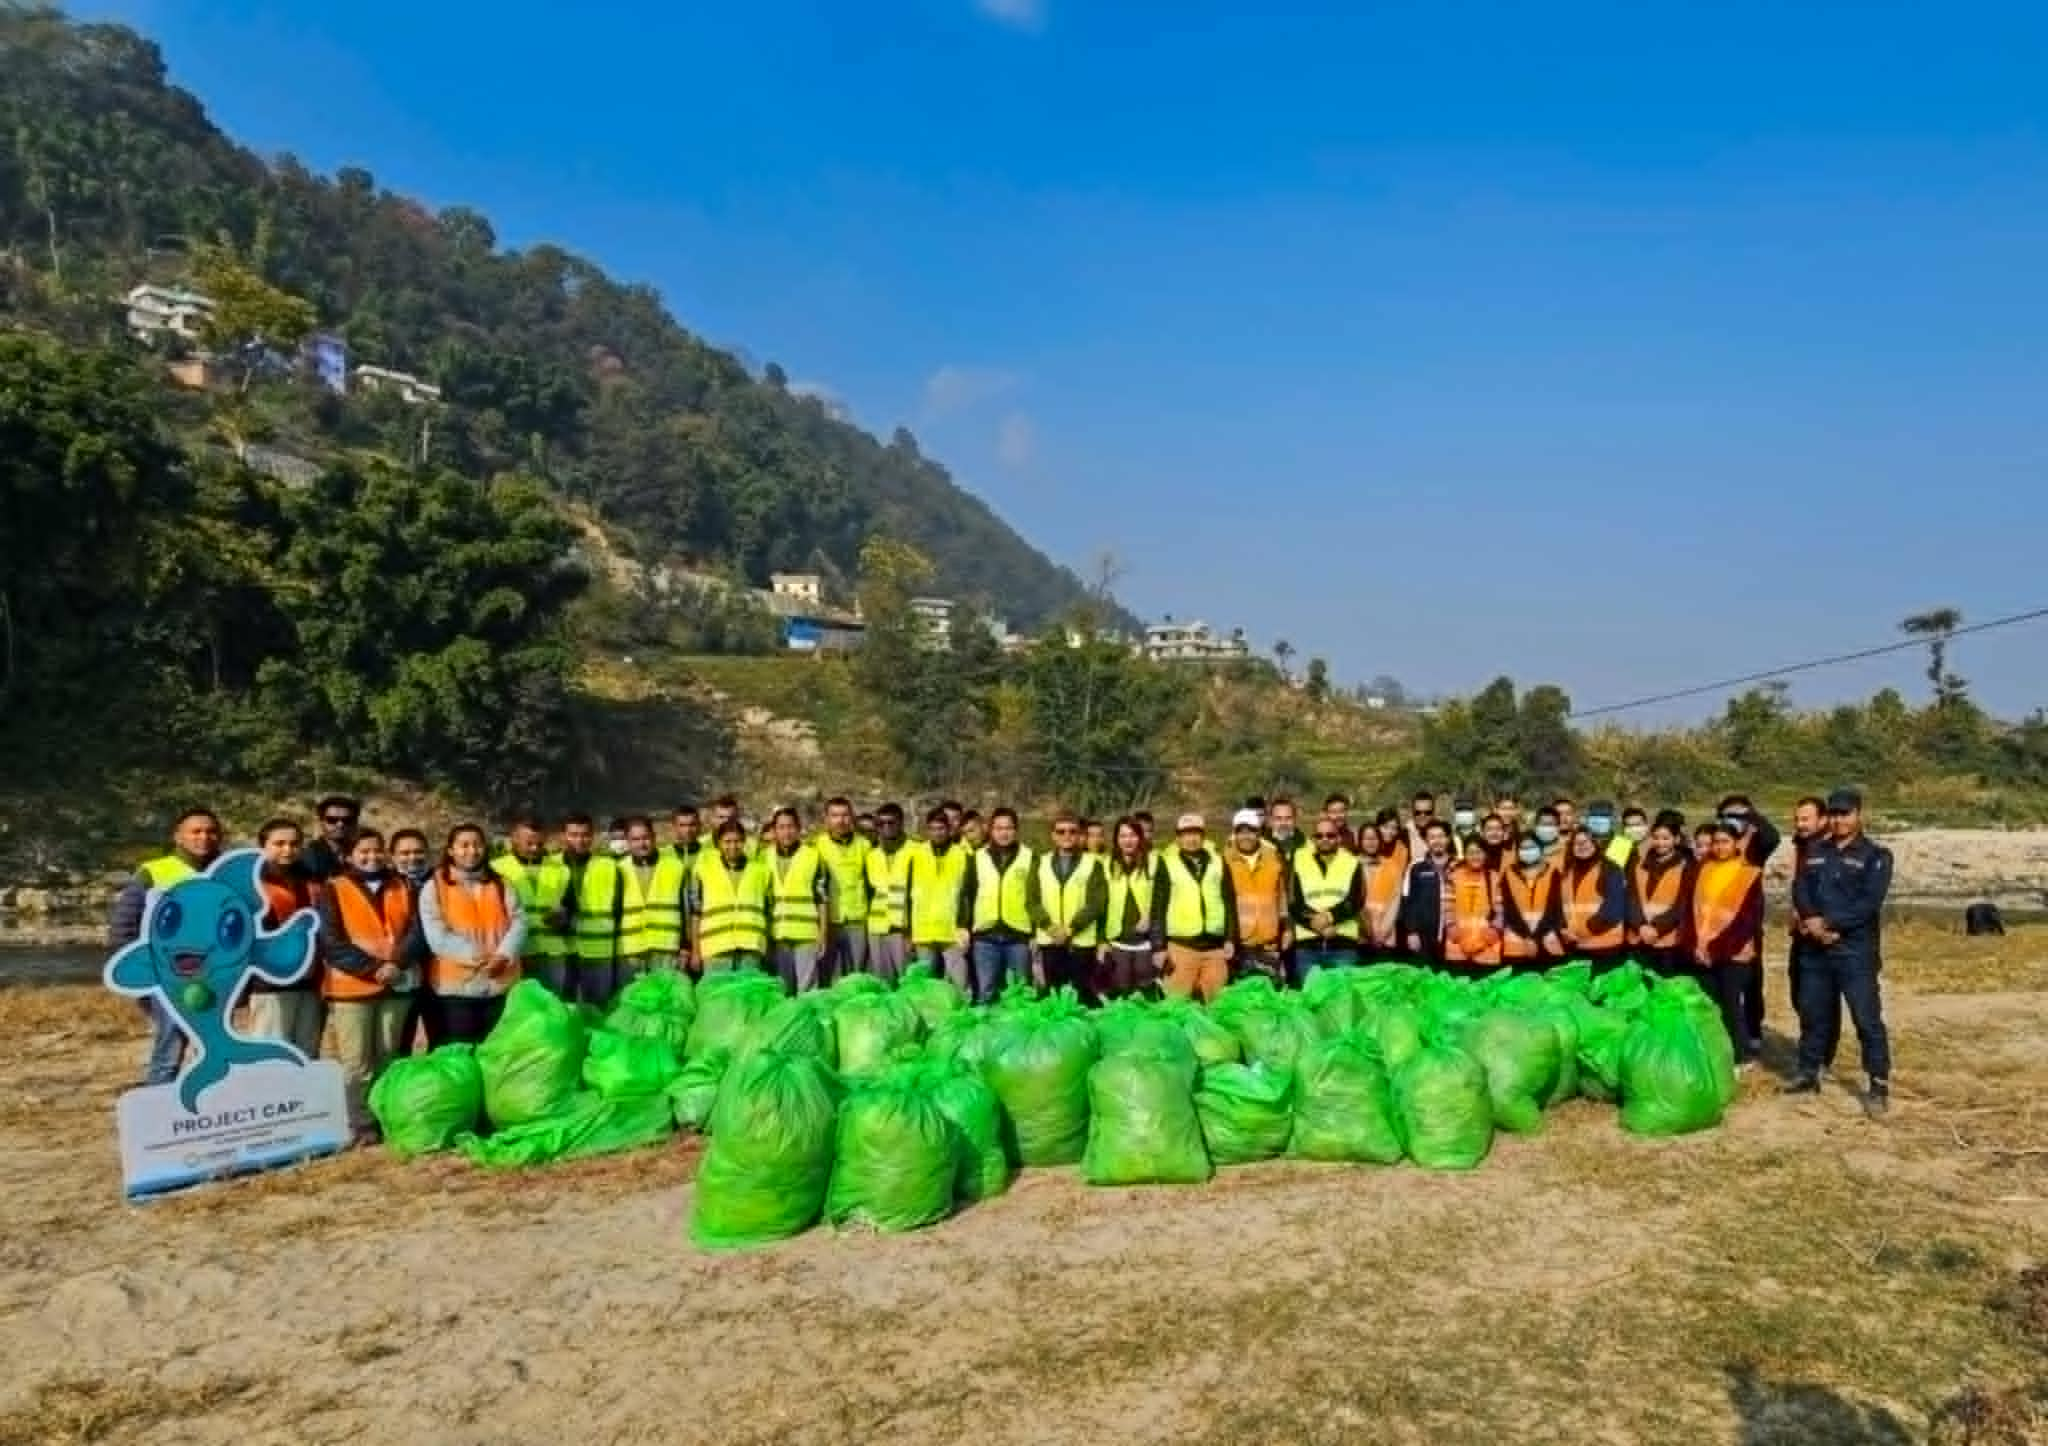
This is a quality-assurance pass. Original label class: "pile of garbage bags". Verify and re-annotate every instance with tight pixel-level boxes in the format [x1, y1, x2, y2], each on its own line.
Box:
[369, 956, 1740, 1252]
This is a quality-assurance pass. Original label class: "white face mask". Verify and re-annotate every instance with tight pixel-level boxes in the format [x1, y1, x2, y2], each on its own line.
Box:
[608, 838, 629, 857]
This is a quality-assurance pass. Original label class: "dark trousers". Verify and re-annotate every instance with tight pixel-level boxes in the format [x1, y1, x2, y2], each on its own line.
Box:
[1788, 940, 1840, 1067]
[1292, 939, 1358, 987]
[1703, 965, 1757, 1061]
[1742, 946, 1766, 1041]
[1583, 948, 1626, 979]
[1098, 944, 1158, 1000]
[1236, 946, 1287, 988]
[1039, 945, 1097, 1005]
[1643, 947, 1694, 982]
[1796, 945, 1889, 1082]
[427, 994, 505, 1048]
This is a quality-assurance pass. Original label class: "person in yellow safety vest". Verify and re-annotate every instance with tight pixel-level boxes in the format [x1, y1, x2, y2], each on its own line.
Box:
[107, 806, 224, 1086]
[491, 815, 572, 995]
[863, 803, 916, 983]
[764, 806, 831, 993]
[905, 805, 973, 994]
[707, 793, 760, 859]
[1099, 817, 1166, 1000]
[616, 815, 669, 985]
[566, 812, 629, 1010]
[1616, 806, 1650, 867]
[813, 796, 872, 982]
[1157, 813, 1237, 1004]
[1586, 800, 1635, 869]
[658, 804, 706, 971]
[1029, 811, 1108, 1003]
[962, 807, 1036, 1004]
[1083, 818, 1109, 858]
[689, 820, 772, 973]
[1287, 818, 1365, 984]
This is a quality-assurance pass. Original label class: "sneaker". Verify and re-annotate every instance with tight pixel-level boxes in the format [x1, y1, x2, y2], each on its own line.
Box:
[1782, 1074, 1822, 1095]
[1861, 1081, 1890, 1120]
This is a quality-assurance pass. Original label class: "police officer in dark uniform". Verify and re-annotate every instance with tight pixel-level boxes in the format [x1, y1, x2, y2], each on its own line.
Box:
[1785, 788, 1893, 1117]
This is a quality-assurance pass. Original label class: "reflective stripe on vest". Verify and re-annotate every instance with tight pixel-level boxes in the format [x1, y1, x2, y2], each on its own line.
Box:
[1632, 856, 1688, 948]
[698, 857, 769, 960]
[327, 874, 415, 1001]
[909, 842, 970, 946]
[1561, 863, 1625, 951]
[866, 843, 913, 932]
[619, 858, 658, 955]
[572, 856, 624, 962]
[1291, 848, 1363, 942]
[1691, 860, 1761, 963]
[1034, 852, 1102, 947]
[494, 854, 572, 956]
[427, 870, 516, 996]
[1106, 857, 1158, 942]
[971, 846, 1036, 935]
[640, 852, 691, 954]
[1443, 866, 1502, 964]
[1224, 844, 1286, 948]
[767, 845, 825, 945]
[813, 834, 871, 925]
[1160, 847, 1226, 942]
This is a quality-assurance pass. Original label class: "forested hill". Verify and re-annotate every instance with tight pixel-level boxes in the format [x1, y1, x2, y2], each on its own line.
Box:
[0, 6, 1120, 628]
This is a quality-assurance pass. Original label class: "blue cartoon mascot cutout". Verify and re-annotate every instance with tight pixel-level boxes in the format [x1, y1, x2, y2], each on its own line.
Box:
[103, 848, 349, 1198]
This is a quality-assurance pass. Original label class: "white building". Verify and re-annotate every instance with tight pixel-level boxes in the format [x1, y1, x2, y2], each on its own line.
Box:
[125, 284, 213, 341]
[353, 364, 442, 406]
[909, 596, 955, 650]
[1142, 618, 1250, 664]
[770, 572, 823, 607]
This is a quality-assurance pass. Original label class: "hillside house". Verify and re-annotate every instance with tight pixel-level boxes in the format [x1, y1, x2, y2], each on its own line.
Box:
[909, 596, 955, 650]
[1142, 618, 1250, 663]
[125, 283, 213, 341]
[770, 572, 824, 607]
[353, 364, 442, 406]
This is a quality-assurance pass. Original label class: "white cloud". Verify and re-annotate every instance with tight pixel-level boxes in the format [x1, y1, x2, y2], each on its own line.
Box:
[996, 412, 1036, 469]
[975, 0, 1045, 31]
[921, 364, 1020, 420]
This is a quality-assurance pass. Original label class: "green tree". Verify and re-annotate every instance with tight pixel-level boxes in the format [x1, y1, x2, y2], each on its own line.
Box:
[1304, 656, 1330, 703]
[1019, 636, 1185, 814]
[191, 237, 318, 390]
[1899, 607, 1965, 705]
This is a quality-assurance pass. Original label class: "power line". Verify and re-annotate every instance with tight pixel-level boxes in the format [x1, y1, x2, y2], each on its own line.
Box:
[1567, 605, 2048, 722]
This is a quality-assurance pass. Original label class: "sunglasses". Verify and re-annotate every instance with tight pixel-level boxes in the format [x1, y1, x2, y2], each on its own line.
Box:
[1313, 830, 1340, 841]
[322, 814, 353, 826]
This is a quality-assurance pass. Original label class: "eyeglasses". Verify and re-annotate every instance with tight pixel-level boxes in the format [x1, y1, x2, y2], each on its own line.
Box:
[322, 814, 352, 826]
[1313, 831, 1339, 842]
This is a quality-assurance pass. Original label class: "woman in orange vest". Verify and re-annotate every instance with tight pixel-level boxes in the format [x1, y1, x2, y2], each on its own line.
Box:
[1440, 834, 1504, 975]
[421, 823, 527, 1046]
[1691, 819, 1765, 1066]
[1557, 826, 1630, 974]
[1629, 809, 1695, 980]
[1500, 831, 1565, 972]
[1223, 811, 1289, 985]
[247, 817, 326, 1058]
[317, 828, 426, 1142]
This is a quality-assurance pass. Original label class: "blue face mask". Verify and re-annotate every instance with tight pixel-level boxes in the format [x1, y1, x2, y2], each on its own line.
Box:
[1587, 816, 1614, 839]
[1533, 823, 1559, 845]
[1517, 845, 1544, 867]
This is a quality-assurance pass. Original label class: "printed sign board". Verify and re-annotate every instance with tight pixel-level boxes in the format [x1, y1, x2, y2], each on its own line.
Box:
[103, 848, 349, 1199]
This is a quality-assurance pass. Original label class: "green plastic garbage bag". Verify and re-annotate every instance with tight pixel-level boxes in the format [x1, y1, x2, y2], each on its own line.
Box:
[604, 970, 696, 1054]
[686, 970, 785, 1062]
[897, 963, 966, 1032]
[1570, 996, 1629, 1102]
[835, 992, 924, 1079]
[741, 994, 838, 1068]
[1544, 959, 1595, 998]
[1369, 1002, 1427, 1074]
[1288, 1035, 1403, 1164]
[667, 1048, 729, 1132]
[1619, 989, 1736, 1136]
[476, 980, 588, 1127]
[1392, 1042, 1494, 1170]
[1301, 966, 1365, 1037]
[690, 1051, 840, 1251]
[923, 1011, 989, 1070]
[1532, 999, 1582, 1105]
[457, 1091, 672, 1168]
[1589, 960, 1652, 1017]
[981, 999, 1099, 1167]
[1195, 1061, 1295, 1164]
[369, 1044, 482, 1158]
[1163, 1000, 1241, 1067]
[1214, 983, 1321, 1075]
[826, 1068, 958, 1232]
[1083, 1051, 1211, 1186]
[921, 1063, 1010, 1201]
[582, 1028, 683, 1100]
[1459, 1009, 1563, 1134]
[830, 971, 889, 1000]
[1095, 999, 1197, 1067]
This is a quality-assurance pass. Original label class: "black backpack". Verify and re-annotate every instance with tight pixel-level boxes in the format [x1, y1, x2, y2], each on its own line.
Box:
[1963, 902, 2006, 937]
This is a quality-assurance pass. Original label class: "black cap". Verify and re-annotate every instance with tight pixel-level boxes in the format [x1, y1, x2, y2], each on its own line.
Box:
[1586, 799, 1615, 817]
[1825, 788, 1863, 814]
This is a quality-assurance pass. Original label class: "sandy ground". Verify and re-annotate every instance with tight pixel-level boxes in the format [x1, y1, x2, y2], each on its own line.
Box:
[1, 925, 2045, 1446]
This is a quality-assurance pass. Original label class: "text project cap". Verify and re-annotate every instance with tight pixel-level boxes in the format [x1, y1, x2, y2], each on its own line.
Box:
[1230, 808, 1262, 831]
[1176, 812, 1206, 833]
[1825, 788, 1864, 813]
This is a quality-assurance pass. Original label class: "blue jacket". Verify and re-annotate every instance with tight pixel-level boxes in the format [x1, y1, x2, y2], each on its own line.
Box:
[1790, 834, 1893, 947]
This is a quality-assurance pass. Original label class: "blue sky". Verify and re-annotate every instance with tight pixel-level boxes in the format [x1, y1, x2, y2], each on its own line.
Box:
[86, 0, 2048, 722]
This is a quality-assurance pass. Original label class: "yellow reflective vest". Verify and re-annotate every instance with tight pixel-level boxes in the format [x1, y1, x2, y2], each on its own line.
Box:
[1160, 846, 1228, 943]
[969, 845, 1036, 935]
[908, 841, 971, 947]
[812, 833, 871, 927]
[865, 842, 913, 933]
[491, 853, 572, 957]
[765, 844, 825, 946]
[1291, 848, 1363, 942]
[696, 855, 769, 961]
[571, 855, 625, 963]
[1034, 851, 1103, 948]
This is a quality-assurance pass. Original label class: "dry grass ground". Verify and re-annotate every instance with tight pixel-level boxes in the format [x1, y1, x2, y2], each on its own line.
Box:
[0, 921, 2042, 1446]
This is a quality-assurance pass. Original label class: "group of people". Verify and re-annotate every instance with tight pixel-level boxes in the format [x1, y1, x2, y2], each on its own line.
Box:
[111, 782, 1898, 1142]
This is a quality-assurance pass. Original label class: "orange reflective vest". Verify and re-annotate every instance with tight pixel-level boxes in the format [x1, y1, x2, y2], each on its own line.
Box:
[1560, 861, 1626, 952]
[428, 869, 519, 996]
[324, 874, 413, 1001]
[1631, 854, 1691, 950]
[1501, 865, 1563, 961]
[1224, 844, 1287, 948]
[1691, 860, 1762, 965]
[1365, 855, 1406, 947]
[1442, 864, 1503, 964]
